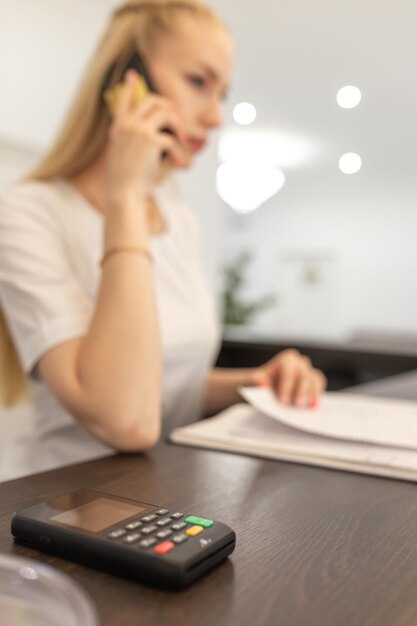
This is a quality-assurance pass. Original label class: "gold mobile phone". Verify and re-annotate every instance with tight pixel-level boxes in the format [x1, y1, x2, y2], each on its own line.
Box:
[102, 51, 154, 114]
[102, 51, 175, 158]
[104, 74, 149, 114]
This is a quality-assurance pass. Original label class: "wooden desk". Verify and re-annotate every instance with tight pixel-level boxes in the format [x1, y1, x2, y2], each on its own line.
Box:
[2, 440, 417, 625]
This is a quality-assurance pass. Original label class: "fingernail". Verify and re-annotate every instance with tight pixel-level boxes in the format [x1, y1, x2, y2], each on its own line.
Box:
[280, 394, 290, 405]
[310, 397, 319, 409]
[256, 379, 269, 388]
[295, 397, 309, 408]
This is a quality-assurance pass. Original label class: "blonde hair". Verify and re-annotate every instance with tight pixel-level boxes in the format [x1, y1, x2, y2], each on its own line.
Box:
[0, 0, 224, 407]
[30, 0, 222, 181]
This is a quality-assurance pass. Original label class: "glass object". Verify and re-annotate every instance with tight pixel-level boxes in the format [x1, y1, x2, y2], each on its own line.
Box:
[0, 553, 99, 626]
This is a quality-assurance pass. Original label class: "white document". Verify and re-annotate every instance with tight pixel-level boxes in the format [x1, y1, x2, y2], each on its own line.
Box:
[240, 387, 417, 450]
[170, 391, 417, 482]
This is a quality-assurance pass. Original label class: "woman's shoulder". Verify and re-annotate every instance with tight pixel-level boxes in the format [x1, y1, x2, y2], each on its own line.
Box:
[0, 178, 65, 208]
[0, 178, 74, 227]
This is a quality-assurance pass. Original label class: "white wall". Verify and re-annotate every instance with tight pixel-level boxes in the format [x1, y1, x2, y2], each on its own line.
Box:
[0, 0, 113, 150]
[0, 139, 39, 187]
[219, 185, 417, 340]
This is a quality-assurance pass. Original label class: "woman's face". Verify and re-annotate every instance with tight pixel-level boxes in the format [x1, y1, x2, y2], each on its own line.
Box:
[149, 17, 234, 168]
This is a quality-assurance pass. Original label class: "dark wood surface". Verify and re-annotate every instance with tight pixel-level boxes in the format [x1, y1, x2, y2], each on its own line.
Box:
[2, 441, 417, 626]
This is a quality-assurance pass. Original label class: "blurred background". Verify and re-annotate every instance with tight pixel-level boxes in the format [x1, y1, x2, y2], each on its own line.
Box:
[1, 0, 417, 447]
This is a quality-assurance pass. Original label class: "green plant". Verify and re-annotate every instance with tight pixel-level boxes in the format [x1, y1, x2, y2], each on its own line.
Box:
[221, 251, 276, 326]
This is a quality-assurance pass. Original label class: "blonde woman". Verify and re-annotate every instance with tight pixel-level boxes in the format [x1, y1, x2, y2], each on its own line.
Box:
[0, 0, 326, 481]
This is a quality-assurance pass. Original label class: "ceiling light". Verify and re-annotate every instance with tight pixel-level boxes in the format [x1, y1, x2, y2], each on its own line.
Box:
[338, 152, 362, 174]
[233, 102, 257, 125]
[337, 85, 362, 109]
[216, 159, 285, 213]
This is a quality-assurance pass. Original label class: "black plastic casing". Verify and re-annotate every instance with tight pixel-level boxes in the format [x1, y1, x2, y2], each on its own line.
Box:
[11, 490, 236, 590]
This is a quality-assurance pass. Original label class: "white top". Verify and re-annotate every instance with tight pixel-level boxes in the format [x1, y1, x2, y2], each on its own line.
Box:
[0, 177, 220, 481]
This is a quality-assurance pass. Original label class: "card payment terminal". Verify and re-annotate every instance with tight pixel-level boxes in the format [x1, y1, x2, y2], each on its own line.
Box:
[11, 489, 236, 589]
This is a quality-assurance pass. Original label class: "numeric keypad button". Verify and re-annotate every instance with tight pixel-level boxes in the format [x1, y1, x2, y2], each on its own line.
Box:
[107, 529, 127, 540]
[156, 517, 172, 527]
[123, 532, 141, 544]
[141, 524, 157, 535]
[125, 520, 142, 531]
[141, 514, 157, 523]
[172, 534, 188, 545]
[156, 529, 173, 540]
[139, 537, 157, 549]
[155, 509, 170, 516]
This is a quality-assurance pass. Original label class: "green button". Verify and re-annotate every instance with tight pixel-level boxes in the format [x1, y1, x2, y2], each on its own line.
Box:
[185, 516, 214, 528]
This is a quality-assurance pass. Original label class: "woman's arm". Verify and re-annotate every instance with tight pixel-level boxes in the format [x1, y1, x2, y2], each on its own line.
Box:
[37, 73, 187, 452]
[203, 350, 327, 417]
[37, 197, 163, 451]
[202, 367, 258, 416]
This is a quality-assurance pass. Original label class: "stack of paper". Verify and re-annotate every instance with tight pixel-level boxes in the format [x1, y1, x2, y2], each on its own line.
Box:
[170, 388, 417, 481]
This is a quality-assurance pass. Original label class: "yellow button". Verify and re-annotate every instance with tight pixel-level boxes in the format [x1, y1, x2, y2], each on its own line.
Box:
[186, 525, 203, 537]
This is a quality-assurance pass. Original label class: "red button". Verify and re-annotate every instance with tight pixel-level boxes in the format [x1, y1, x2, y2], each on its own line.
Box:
[154, 541, 175, 555]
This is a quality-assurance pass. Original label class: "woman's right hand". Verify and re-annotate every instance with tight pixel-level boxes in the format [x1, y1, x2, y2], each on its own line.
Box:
[105, 70, 187, 207]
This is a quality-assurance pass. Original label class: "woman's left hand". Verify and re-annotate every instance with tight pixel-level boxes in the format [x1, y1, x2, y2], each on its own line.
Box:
[253, 349, 327, 408]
